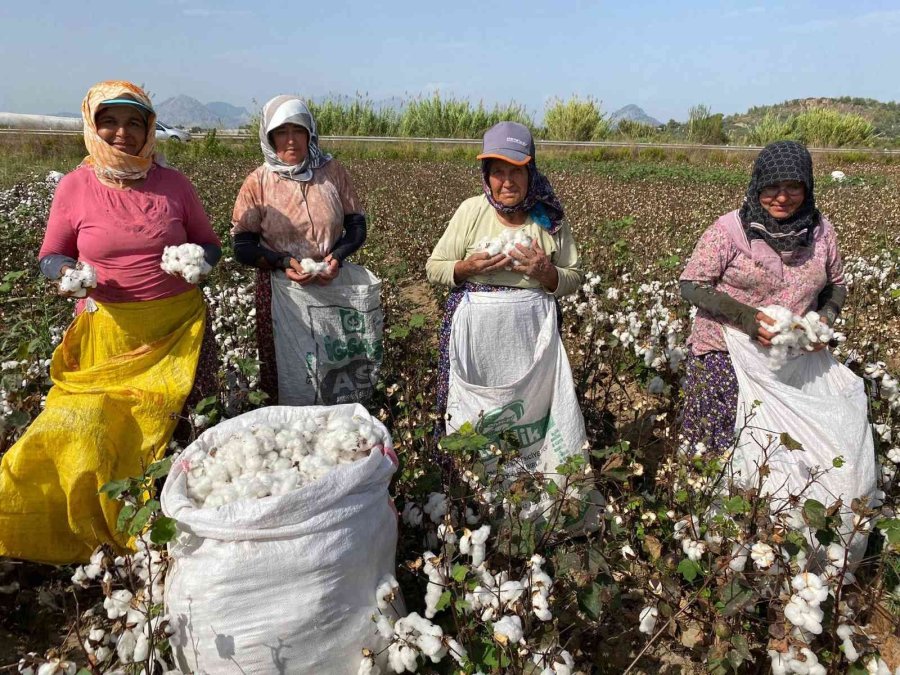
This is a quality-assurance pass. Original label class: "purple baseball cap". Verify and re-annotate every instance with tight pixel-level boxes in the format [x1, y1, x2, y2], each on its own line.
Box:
[477, 121, 534, 166]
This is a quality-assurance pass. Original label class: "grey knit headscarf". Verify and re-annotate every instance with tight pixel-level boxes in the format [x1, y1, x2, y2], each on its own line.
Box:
[259, 95, 331, 182]
[739, 140, 820, 253]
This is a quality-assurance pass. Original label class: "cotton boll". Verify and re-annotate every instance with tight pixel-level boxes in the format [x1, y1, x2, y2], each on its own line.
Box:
[750, 541, 775, 569]
[639, 606, 658, 634]
[299, 258, 330, 275]
[493, 615, 524, 645]
[376, 574, 400, 611]
[160, 244, 212, 284]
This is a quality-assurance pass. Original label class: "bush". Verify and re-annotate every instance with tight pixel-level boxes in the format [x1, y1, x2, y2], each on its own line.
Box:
[616, 119, 660, 141]
[793, 108, 876, 148]
[543, 96, 611, 141]
[399, 94, 532, 139]
[688, 104, 728, 145]
[744, 112, 797, 146]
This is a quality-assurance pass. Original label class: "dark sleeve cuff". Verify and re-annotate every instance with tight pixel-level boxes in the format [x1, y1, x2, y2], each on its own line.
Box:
[680, 280, 759, 339]
[39, 254, 78, 280]
[330, 213, 367, 263]
[232, 232, 288, 270]
[201, 244, 222, 268]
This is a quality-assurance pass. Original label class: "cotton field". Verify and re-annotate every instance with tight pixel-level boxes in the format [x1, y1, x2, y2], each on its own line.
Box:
[0, 150, 899, 673]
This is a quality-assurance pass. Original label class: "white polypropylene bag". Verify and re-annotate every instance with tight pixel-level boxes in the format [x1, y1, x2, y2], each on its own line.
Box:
[162, 404, 398, 675]
[445, 289, 587, 477]
[725, 328, 876, 553]
[271, 262, 383, 406]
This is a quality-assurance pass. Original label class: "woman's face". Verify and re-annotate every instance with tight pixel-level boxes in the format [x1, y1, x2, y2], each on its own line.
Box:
[272, 123, 310, 164]
[488, 160, 529, 207]
[759, 180, 806, 219]
[95, 105, 148, 156]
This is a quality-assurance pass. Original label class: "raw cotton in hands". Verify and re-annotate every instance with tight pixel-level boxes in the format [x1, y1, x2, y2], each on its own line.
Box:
[758, 305, 834, 369]
[184, 410, 387, 508]
[475, 229, 533, 266]
[299, 258, 329, 275]
[160, 243, 212, 284]
[58, 263, 97, 298]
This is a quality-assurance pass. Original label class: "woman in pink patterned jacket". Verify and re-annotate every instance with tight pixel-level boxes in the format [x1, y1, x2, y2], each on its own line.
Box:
[679, 141, 847, 454]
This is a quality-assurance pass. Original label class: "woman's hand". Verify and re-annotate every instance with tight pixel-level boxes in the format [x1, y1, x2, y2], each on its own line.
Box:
[508, 241, 559, 293]
[285, 258, 316, 285]
[57, 263, 94, 298]
[453, 251, 509, 284]
[756, 312, 777, 346]
[313, 255, 340, 286]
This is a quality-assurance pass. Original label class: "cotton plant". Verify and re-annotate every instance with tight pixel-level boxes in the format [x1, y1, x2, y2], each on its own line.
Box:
[183, 411, 387, 508]
[58, 262, 96, 298]
[160, 243, 212, 284]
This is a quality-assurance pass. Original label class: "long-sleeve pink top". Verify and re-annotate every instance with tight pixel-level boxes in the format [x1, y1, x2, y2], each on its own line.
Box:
[680, 210, 846, 355]
[39, 164, 220, 304]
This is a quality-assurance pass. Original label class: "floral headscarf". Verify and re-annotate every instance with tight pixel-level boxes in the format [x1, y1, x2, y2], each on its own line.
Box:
[481, 160, 565, 234]
[81, 81, 157, 188]
[259, 95, 331, 182]
[739, 140, 821, 253]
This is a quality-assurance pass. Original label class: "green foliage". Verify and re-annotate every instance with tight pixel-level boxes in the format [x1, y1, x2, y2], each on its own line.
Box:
[543, 96, 611, 141]
[100, 457, 177, 544]
[615, 119, 662, 141]
[400, 93, 533, 138]
[688, 104, 728, 145]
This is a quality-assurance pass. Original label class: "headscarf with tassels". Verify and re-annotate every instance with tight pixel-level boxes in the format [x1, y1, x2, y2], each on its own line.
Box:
[81, 81, 157, 188]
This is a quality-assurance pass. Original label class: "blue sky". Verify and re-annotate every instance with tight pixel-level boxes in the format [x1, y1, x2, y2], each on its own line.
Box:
[2, 0, 899, 122]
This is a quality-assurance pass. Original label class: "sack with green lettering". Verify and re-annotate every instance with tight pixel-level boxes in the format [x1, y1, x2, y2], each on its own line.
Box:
[271, 263, 383, 405]
[445, 289, 587, 479]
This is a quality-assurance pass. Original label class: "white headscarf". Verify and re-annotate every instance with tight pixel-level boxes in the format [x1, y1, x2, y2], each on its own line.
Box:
[259, 95, 331, 182]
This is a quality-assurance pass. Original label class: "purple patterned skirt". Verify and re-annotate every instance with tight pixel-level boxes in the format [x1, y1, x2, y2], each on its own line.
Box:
[679, 350, 740, 454]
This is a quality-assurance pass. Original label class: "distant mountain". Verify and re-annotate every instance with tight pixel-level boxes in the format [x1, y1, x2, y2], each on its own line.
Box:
[610, 104, 662, 128]
[49, 112, 81, 118]
[156, 95, 251, 128]
[206, 101, 251, 126]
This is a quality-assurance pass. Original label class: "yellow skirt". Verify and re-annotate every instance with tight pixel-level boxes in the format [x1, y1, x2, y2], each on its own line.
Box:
[0, 289, 206, 564]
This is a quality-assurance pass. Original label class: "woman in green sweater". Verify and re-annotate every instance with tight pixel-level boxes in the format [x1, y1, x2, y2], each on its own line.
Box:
[426, 121, 583, 435]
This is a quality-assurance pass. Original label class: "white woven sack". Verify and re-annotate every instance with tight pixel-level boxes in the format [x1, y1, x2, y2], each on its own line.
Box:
[271, 263, 383, 406]
[725, 328, 876, 558]
[161, 404, 398, 674]
[445, 289, 587, 478]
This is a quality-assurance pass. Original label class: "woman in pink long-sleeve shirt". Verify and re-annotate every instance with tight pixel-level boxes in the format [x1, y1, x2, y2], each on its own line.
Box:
[0, 81, 221, 564]
[678, 141, 847, 455]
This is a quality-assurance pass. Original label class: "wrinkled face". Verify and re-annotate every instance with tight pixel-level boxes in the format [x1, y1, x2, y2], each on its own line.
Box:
[759, 180, 806, 219]
[271, 123, 310, 165]
[95, 105, 148, 156]
[488, 160, 529, 207]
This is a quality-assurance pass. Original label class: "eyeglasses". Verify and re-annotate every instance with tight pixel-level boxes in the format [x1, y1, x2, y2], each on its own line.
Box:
[760, 183, 805, 198]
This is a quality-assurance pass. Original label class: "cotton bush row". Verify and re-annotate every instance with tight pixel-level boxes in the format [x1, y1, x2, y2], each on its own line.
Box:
[185, 412, 386, 508]
[160, 243, 212, 284]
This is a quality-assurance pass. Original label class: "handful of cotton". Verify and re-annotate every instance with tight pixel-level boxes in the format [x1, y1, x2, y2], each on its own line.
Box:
[160, 244, 212, 284]
[758, 305, 834, 369]
[58, 263, 97, 298]
[185, 411, 386, 508]
[476, 230, 533, 266]
[299, 258, 329, 275]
